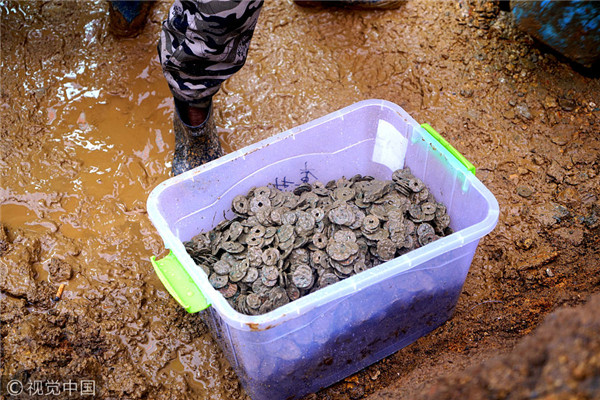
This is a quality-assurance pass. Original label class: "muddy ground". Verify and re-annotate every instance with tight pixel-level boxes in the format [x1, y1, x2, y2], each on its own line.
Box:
[1, 1, 599, 399]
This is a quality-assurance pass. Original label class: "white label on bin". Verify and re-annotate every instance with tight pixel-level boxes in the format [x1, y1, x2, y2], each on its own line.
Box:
[373, 120, 408, 171]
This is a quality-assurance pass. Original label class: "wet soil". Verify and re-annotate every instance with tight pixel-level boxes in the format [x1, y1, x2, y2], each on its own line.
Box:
[372, 293, 600, 400]
[1, 1, 599, 399]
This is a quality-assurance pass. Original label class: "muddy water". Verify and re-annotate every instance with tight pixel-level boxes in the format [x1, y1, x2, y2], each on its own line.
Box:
[2, 1, 600, 399]
[1, 1, 241, 398]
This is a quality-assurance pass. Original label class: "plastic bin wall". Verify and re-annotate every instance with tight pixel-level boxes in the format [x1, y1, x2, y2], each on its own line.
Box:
[147, 100, 499, 400]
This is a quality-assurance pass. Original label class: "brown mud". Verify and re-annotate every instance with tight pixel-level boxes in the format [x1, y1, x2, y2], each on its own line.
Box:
[373, 293, 600, 400]
[1, 1, 599, 399]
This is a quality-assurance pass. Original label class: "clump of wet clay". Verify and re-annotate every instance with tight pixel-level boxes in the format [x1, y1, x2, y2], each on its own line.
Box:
[184, 168, 452, 315]
[48, 257, 73, 283]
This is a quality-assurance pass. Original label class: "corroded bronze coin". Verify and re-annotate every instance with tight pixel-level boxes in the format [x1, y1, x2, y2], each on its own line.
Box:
[328, 204, 356, 226]
[246, 293, 262, 309]
[292, 264, 314, 289]
[262, 266, 279, 282]
[250, 195, 271, 214]
[229, 259, 249, 282]
[362, 215, 380, 233]
[213, 260, 231, 275]
[326, 240, 359, 262]
[242, 267, 259, 284]
[376, 238, 396, 261]
[262, 248, 280, 266]
[247, 246, 263, 267]
[333, 229, 356, 243]
[209, 273, 229, 289]
[232, 195, 249, 215]
[277, 224, 295, 243]
[317, 272, 339, 288]
[311, 232, 327, 249]
[218, 282, 238, 298]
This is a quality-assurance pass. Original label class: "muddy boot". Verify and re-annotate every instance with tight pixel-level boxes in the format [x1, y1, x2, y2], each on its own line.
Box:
[172, 102, 224, 176]
[108, 1, 154, 38]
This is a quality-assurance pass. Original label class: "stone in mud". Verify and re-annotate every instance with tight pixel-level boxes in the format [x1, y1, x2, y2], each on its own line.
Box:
[47, 257, 72, 283]
[503, 109, 515, 120]
[348, 383, 366, 399]
[550, 124, 574, 146]
[553, 227, 584, 247]
[0, 237, 40, 298]
[558, 97, 577, 112]
[543, 95, 558, 109]
[516, 185, 534, 198]
[546, 161, 565, 183]
[534, 202, 570, 228]
[515, 237, 534, 251]
[515, 103, 531, 120]
[0, 224, 9, 256]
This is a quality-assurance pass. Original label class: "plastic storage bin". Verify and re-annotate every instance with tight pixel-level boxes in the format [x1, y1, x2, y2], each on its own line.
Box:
[147, 99, 499, 400]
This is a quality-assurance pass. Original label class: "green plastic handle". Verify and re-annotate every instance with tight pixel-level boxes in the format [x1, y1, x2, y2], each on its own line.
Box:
[151, 251, 209, 313]
[421, 123, 476, 175]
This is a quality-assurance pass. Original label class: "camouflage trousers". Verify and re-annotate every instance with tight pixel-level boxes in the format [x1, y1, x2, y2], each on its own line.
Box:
[158, 0, 264, 108]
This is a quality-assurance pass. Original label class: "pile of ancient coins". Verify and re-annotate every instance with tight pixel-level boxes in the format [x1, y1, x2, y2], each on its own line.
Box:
[184, 168, 452, 316]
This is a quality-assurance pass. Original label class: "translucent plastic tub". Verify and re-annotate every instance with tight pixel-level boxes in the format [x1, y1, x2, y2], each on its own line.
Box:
[147, 99, 499, 400]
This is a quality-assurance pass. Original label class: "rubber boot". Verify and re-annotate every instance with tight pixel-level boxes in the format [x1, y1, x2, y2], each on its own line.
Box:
[108, 1, 154, 38]
[172, 102, 224, 176]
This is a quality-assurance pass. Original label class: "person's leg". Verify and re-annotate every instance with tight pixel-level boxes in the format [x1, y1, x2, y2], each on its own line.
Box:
[158, 0, 263, 175]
